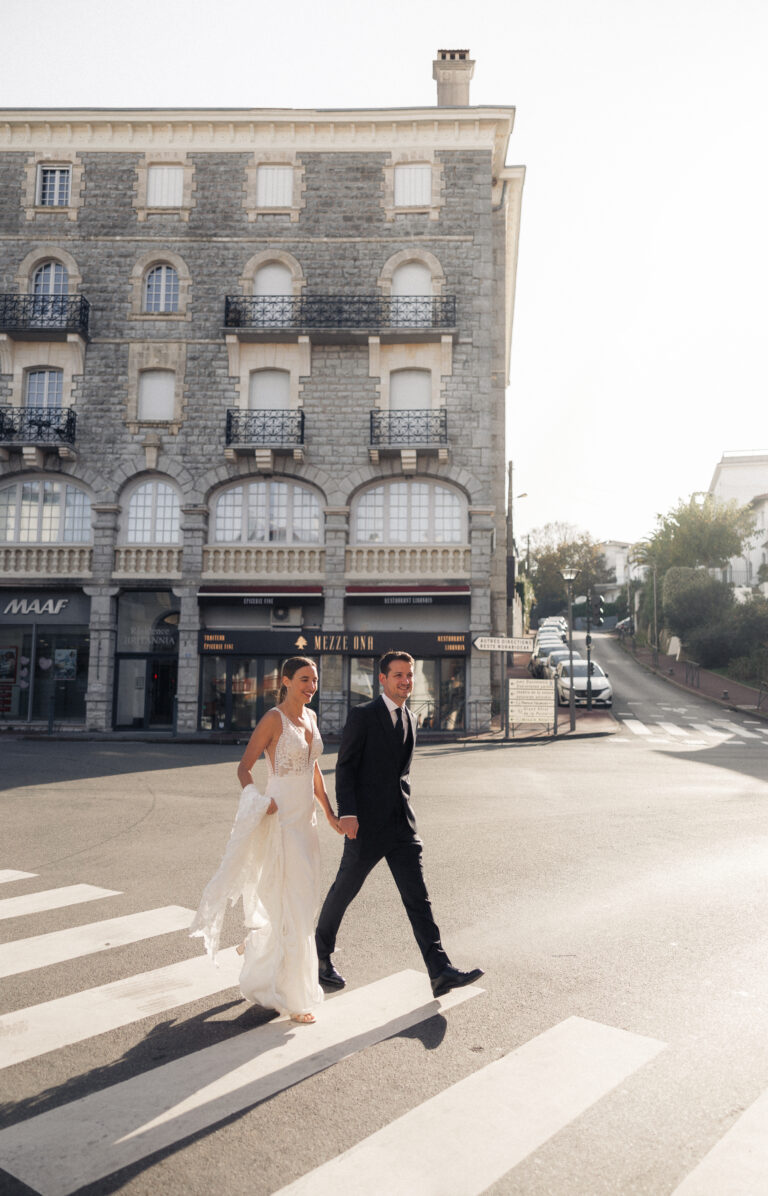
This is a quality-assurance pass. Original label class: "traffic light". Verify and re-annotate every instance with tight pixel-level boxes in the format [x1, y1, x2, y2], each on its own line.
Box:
[592, 593, 605, 626]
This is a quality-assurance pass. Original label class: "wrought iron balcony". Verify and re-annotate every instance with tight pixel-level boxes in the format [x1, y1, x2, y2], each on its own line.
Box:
[224, 294, 456, 336]
[0, 295, 90, 338]
[370, 408, 448, 446]
[0, 405, 77, 445]
[226, 407, 305, 447]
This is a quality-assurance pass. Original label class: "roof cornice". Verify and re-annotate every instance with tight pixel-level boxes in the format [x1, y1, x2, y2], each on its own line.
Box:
[0, 105, 515, 175]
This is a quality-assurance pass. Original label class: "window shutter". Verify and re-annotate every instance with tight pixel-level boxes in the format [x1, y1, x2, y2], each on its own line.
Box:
[256, 165, 293, 207]
[147, 165, 184, 207]
[393, 164, 432, 207]
[138, 370, 175, 420]
[249, 369, 290, 409]
[389, 369, 431, 410]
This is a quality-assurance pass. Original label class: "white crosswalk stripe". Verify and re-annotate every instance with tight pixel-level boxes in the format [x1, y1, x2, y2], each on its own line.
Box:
[671, 1086, 768, 1193]
[0, 971, 481, 1196]
[619, 716, 767, 747]
[710, 719, 761, 740]
[623, 719, 652, 736]
[275, 1017, 666, 1196]
[0, 869, 37, 884]
[0, 883, 121, 921]
[0, 905, 195, 979]
[0, 947, 243, 1069]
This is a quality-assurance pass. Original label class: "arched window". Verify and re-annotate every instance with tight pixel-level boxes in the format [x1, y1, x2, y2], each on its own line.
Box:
[126, 481, 180, 544]
[212, 480, 322, 545]
[0, 479, 91, 543]
[389, 368, 432, 410]
[144, 264, 179, 313]
[26, 369, 63, 409]
[249, 369, 290, 410]
[33, 261, 68, 296]
[254, 262, 293, 295]
[352, 480, 464, 544]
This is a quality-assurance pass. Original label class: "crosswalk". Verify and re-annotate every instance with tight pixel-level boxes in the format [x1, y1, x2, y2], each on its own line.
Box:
[616, 711, 768, 750]
[2, 866, 768, 1194]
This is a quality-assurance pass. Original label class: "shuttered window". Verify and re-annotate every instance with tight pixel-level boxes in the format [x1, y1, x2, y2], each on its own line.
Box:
[393, 164, 432, 207]
[256, 165, 293, 207]
[249, 369, 291, 410]
[389, 369, 432, 410]
[147, 165, 184, 207]
[138, 370, 175, 421]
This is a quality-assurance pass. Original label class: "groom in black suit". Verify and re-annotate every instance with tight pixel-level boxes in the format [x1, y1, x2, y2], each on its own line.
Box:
[316, 650, 483, 998]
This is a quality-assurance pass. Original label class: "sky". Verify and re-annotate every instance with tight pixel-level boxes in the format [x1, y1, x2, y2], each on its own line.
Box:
[4, 0, 768, 548]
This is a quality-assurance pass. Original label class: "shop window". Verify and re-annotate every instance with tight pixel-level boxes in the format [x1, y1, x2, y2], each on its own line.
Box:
[212, 480, 322, 545]
[125, 481, 180, 544]
[0, 479, 91, 544]
[352, 479, 464, 544]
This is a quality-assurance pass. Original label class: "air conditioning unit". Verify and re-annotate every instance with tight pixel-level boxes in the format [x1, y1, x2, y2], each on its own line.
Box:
[271, 605, 303, 627]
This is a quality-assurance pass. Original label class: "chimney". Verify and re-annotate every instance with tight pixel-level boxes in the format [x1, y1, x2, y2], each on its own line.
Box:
[433, 49, 475, 106]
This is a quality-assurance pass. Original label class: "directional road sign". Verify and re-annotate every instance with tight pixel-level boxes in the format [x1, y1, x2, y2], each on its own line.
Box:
[473, 636, 534, 652]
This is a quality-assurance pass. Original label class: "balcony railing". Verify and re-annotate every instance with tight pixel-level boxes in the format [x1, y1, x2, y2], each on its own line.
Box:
[0, 406, 77, 446]
[224, 294, 456, 331]
[0, 295, 90, 337]
[226, 407, 304, 447]
[370, 408, 447, 446]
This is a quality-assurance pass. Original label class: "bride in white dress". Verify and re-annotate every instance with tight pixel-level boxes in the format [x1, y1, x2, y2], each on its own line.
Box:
[190, 657, 342, 1024]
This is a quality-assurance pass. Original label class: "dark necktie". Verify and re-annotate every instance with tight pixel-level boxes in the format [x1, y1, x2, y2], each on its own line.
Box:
[395, 706, 404, 741]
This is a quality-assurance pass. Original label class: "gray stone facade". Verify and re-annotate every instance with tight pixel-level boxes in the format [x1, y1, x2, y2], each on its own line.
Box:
[0, 102, 523, 735]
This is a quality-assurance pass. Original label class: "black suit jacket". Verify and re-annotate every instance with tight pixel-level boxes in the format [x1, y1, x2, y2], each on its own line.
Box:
[335, 696, 417, 841]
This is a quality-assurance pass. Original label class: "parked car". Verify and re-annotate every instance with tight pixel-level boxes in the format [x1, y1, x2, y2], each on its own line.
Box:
[543, 648, 581, 679]
[528, 639, 565, 677]
[555, 660, 613, 707]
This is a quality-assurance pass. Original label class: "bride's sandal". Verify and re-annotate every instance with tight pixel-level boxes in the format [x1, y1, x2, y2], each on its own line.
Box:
[290, 1011, 316, 1024]
[236, 940, 246, 956]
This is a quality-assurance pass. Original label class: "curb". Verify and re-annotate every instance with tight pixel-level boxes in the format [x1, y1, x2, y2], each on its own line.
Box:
[618, 645, 768, 722]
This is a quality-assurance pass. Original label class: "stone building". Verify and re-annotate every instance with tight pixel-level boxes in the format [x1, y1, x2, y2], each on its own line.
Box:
[0, 51, 524, 735]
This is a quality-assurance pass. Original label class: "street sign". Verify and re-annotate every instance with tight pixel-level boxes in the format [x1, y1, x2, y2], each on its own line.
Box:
[507, 678, 557, 728]
[473, 636, 534, 652]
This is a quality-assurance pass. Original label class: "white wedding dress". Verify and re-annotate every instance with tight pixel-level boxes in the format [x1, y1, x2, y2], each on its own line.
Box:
[190, 710, 324, 1016]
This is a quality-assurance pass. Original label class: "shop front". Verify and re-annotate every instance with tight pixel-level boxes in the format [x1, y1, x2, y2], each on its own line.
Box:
[113, 591, 179, 729]
[0, 589, 91, 723]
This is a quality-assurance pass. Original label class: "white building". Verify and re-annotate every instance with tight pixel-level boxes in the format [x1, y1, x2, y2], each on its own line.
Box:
[708, 451, 768, 596]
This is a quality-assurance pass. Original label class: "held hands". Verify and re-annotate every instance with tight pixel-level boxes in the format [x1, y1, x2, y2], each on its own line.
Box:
[339, 815, 359, 840]
[325, 808, 345, 835]
[266, 798, 278, 815]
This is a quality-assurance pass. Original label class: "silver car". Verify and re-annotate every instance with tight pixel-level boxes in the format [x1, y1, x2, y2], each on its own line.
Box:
[555, 659, 613, 707]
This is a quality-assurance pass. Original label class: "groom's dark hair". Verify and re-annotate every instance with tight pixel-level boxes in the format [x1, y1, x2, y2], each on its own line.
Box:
[379, 650, 415, 675]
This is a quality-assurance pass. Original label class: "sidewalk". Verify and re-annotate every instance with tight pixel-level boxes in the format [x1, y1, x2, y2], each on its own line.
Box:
[619, 640, 768, 718]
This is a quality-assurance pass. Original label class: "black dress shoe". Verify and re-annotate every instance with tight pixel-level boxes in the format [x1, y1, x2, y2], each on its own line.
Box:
[318, 957, 346, 988]
[431, 965, 484, 998]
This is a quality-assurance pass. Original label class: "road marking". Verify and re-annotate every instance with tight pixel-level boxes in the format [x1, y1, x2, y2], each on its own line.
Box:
[0, 970, 481, 1196]
[710, 720, 760, 740]
[0, 870, 37, 884]
[623, 719, 652, 736]
[688, 723, 726, 738]
[656, 722, 694, 739]
[275, 1017, 666, 1196]
[0, 906, 195, 979]
[671, 1086, 768, 1193]
[0, 884, 121, 922]
[0, 947, 242, 1069]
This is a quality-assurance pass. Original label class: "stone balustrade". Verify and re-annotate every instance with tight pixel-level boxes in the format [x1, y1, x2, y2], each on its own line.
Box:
[345, 544, 471, 577]
[0, 545, 92, 576]
[202, 545, 325, 578]
[113, 546, 183, 578]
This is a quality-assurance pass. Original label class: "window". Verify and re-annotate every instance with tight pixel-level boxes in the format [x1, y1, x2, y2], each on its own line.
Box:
[37, 166, 71, 207]
[26, 369, 63, 409]
[394, 164, 432, 208]
[256, 165, 293, 208]
[391, 260, 434, 324]
[144, 264, 179, 313]
[389, 369, 432, 410]
[33, 262, 68, 296]
[353, 480, 464, 544]
[146, 165, 184, 208]
[0, 479, 91, 543]
[249, 369, 290, 410]
[254, 262, 293, 295]
[138, 370, 175, 421]
[126, 482, 180, 543]
[212, 480, 322, 544]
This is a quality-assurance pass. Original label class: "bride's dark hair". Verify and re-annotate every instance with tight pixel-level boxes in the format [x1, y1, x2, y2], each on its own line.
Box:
[277, 656, 317, 704]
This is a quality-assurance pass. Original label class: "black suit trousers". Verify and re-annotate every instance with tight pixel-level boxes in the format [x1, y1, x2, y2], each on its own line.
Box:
[315, 829, 450, 980]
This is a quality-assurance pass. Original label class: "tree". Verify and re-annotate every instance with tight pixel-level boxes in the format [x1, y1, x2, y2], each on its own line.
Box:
[633, 495, 756, 573]
[662, 568, 734, 640]
[527, 523, 614, 620]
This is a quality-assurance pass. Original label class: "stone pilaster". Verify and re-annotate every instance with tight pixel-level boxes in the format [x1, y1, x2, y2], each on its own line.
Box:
[323, 507, 349, 632]
[83, 584, 119, 731]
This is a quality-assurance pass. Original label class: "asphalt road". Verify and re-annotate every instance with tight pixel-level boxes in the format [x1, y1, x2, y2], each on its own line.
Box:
[2, 642, 768, 1194]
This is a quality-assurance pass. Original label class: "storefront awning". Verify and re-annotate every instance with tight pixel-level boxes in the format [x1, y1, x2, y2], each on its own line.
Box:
[198, 585, 323, 598]
[345, 585, 470, 603]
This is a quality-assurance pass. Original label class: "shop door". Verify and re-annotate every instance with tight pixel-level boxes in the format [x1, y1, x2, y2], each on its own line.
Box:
[148, 657, 177, 727]
[114, 656, 177, 729]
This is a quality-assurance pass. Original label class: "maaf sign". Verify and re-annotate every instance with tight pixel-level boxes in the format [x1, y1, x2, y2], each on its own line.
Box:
[0, 592, 90, 623]
[4, 597, 70, 616]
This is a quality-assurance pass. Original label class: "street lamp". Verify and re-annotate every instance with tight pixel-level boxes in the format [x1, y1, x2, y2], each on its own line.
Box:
[561, 566, 579, 733]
